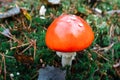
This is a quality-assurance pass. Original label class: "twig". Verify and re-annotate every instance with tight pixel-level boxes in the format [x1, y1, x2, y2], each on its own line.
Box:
[5, 21, 12, 30]
[10, 43, 30, 50]
[0, 53, 6, 80]
[109, 25, 115, 61]
[31, 72, 39, 80]
[31, 40, 36, 59]
[28, 19, 32, 30]
[3, 55, 6, 80]
[10, 76, 14, 80]
[11, 36, 22, 44]
[9, 40, 12, 49]
[96, 52, 109, 61]
[19, 44, 32, 54]
[98, 43, 115, 52]
[93, 43, 115, 53]
[92, 8, 102, 14]
[0, 51, 14, 59]
[106, 10, 120, 15]
[109, 25, 115, 43]
[0, 52, 15, 80]
[113, 60, 120, 68]
[11, 39, 36, 59]
[0, 29, 21, 44]
[111, 44, 114, 61]
[0, 24, 6, 29]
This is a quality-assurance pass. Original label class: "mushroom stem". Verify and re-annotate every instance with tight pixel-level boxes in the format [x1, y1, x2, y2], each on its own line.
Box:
[56, 51, 76, 67]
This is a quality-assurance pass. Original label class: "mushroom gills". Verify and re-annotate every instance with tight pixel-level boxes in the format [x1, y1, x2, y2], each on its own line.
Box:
[56, 51, 76, 67]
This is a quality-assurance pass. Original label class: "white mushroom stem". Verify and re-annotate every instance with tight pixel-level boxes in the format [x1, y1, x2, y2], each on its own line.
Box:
[56, 51, 76, 67]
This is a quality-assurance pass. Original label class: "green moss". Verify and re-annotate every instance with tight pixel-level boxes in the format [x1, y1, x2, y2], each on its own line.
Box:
[0, 0, 120, 80]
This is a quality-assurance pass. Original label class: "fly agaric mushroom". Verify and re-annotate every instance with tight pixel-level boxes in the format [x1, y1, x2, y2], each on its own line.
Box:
[45, 14, 94, 67]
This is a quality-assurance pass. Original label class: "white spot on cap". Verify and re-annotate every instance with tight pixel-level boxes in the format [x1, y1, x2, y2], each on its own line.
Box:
[78, 22, 83, 27]
[67, 15, 77, 23]
[66, 20, 71, 23]
[71, 24, 82, 37]
[70, 16, 76, 20]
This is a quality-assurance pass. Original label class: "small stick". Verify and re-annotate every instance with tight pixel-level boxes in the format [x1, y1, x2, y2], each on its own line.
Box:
[113, 61, 120, 68]
[98, 43, 114, 52]
[3, 55, 6, 80]
[97, 53, 109, 61]
[92, 50, 109, 61]
[0, 53, 6, 80]
[19, 44, 32, 54]
[33, 40, 36, 59]
[106, 10, 120, 14]
[0, 30, 21, 44]
[10, 43, 30, 50]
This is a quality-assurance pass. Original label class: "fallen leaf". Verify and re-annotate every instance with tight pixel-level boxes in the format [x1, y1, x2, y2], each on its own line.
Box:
[0, 5, 20, 19]
[21, 9, 32, 21]
[38, 65, 66, 80]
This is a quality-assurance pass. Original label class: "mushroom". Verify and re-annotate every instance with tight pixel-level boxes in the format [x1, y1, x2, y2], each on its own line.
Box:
[45, 14, 94, 67]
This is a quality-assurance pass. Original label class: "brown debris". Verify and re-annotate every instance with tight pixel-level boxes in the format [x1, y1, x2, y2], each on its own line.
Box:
[14, 53, 34, 64]
[113, 60, 120, 77]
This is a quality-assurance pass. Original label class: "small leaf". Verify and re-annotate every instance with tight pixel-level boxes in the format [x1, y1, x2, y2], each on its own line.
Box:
[21, 9, 32, 21]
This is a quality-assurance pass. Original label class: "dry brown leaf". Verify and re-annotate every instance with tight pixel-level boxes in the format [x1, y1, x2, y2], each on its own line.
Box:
[14, 53, 34, 64]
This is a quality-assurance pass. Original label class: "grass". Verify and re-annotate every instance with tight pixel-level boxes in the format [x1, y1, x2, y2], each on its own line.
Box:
[0, 0, 120, 80]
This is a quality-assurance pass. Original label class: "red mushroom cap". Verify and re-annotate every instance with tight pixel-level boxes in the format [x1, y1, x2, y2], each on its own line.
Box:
[45, 14, 94, 52]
